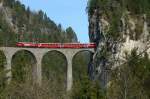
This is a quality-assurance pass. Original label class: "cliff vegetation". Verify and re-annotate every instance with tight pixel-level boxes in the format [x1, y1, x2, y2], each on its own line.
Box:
[87, 0, 150, 98]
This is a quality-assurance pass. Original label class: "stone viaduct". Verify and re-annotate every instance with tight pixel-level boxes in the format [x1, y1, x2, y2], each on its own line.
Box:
[0, 47, 94, 91]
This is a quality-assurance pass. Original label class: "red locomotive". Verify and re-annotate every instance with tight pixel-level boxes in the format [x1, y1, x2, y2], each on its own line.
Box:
[16, 42, 96, 49]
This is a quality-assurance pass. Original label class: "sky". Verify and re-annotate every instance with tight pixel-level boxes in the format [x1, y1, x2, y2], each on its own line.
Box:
[19, 0, 89, 43]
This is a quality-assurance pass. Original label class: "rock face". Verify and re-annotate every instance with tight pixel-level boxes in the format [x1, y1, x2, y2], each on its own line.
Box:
[0, 2, 14, 29]
[87, 0, 150, 87]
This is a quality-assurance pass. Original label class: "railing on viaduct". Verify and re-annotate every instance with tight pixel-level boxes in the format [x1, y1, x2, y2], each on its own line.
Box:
[0, 47, 94, 91]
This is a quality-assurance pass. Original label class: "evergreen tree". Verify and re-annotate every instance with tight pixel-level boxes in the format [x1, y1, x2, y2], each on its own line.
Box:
[108, 49, 150, 98]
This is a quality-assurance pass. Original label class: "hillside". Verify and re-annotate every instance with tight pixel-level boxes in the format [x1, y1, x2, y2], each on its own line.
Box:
[0, 0, 78, 47]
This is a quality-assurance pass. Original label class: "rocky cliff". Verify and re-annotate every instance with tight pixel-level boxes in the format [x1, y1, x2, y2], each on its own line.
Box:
[87, 0, 150, 87]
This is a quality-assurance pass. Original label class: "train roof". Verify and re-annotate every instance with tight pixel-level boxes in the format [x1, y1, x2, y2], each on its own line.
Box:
[17, 42, 96, 44]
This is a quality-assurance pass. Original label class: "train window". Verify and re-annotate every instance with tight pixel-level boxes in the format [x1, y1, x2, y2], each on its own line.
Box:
[75, 44, 78, 48]
[79, 44, 81, 48]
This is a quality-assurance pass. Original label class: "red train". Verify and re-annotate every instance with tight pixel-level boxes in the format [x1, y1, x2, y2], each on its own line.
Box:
[16, 42, 96, 49]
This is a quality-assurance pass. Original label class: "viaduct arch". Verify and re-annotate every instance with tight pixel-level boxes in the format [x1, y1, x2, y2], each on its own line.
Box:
[72, 50, 93, 82]
[0, 47, 94, 91]
[41, 50, 67, 90]
[11, 50, 37, 82]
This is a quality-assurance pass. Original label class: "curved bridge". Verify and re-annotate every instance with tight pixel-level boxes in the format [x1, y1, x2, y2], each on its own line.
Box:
[0, 47, 94, 91]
